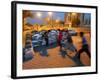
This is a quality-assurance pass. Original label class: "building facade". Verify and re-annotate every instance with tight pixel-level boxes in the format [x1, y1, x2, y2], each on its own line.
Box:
[64, 12, 91, 27]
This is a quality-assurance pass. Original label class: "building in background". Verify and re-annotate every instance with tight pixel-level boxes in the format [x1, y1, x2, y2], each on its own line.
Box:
[64, 12, 91, 27]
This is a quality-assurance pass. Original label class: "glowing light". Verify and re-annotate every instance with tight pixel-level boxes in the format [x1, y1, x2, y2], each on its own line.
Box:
[47, 18, 50, 21]
[48, 12, 53, 16]
[36, 12, 42, 18]
[56, 19, 60, 23]
[72, 12, 76, 16]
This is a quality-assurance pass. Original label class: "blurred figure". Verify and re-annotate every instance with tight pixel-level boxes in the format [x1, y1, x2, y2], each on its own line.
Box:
[77, 32, 91, 60]
[66, 30, 77, 52]
[34, 31, 48, 57]
[43, 31, 48, 46]
[58, 29, 63, 51]
[60, 30, 77, 58]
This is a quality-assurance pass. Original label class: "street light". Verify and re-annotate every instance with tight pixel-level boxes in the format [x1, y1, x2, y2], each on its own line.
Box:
[36, 12, 42, 31]
[72, 12, 76, 16]
[56, 18, 60, 23]
[48, 12, 53, 16]
[48, 12, 53, 28]
[46, 18, 50, 21]
[36, 12, 42, 18]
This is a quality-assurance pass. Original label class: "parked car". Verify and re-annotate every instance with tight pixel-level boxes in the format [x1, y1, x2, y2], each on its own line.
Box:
[39, 30, 46, 36]
[68, 30, 77, 36]
[50, 30, 58, 35]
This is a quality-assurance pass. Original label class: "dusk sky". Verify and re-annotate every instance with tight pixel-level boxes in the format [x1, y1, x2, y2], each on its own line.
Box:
[25, 11, 91, 25]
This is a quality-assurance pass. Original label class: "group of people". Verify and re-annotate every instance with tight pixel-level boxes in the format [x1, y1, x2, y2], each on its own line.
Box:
[33, 29, 91, 61]
[57, 29, 91, 60]
[58, 29, 77, 58]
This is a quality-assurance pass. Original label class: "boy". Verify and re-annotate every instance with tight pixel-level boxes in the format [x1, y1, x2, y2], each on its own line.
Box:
[77, 32, 91, 60]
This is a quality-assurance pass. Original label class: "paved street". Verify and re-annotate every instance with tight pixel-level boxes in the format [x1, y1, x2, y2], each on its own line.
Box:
[23, 30, 91, 69]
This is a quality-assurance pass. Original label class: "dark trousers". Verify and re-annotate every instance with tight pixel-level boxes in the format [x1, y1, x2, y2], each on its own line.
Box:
[77, 44, 91, 59]
[58, 40, 62, 50]
[45, 38, 48, 46]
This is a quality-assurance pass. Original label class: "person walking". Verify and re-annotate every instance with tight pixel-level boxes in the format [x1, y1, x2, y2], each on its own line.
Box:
[66, 30, 77, 52]
[60, 30, 77, 58]
[77, 32, 91, 60]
